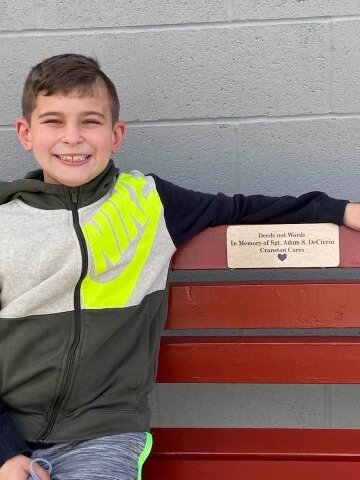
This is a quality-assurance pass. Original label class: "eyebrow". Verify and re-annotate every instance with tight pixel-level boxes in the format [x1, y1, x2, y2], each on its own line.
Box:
[38, 112, 62, 118]
[38, 111, 106, 119]
[83, 111, 106, 119]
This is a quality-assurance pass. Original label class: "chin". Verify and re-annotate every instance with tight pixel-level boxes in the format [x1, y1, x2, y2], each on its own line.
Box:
[57, 171, 95, 187]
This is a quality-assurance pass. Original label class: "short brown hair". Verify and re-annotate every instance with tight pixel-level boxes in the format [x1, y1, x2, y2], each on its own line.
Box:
[22, 53, 120, 124]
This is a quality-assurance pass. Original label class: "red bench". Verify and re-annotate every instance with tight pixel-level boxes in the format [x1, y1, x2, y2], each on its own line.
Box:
[144, 225, 360, 480]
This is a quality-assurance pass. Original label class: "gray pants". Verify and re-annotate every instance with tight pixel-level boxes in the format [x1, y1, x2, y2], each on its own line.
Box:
[29, 432, 152, 480]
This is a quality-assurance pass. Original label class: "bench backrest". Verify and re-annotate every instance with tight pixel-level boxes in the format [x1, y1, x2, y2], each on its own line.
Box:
[158, 225, 360, 385]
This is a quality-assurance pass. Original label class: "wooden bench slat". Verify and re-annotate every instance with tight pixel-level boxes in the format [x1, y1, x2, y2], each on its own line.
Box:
[150, 428, 360, 458]
[168, 283, 360, 329]
[144, 458, 360, 480]
[171, 225, 360, 269]
[157, 337, 360, 383]
[145, 428, 360, 479]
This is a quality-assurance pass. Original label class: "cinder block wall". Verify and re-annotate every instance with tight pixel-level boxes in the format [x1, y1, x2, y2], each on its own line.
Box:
[2, 1, 360, 428]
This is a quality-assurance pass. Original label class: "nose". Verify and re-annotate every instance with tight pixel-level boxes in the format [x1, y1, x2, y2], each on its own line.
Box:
[62, 123, 83, 145]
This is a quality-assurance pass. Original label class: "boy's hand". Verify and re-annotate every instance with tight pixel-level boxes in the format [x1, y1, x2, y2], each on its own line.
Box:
[343, 203, 360, 231]
[0, 454, 50, 480]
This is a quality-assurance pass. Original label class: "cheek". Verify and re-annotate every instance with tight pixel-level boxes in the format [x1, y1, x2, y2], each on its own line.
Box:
[33, 131, 58, 149]
[92, 133, 114, 152]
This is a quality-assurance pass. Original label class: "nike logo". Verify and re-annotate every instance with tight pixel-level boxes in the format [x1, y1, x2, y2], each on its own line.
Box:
[81, 174, 162, 308]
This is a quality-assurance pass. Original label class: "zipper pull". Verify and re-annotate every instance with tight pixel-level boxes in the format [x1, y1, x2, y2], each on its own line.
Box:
[71, 188, 78, 205]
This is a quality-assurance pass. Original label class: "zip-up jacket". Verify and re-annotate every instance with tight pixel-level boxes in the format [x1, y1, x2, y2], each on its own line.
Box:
[0, 160, 349, 464]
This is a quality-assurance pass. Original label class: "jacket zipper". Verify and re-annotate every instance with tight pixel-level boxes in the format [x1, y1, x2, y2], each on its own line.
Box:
[38, 188, 88, 442]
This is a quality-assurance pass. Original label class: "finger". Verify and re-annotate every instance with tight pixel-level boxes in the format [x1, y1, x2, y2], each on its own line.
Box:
[30, 462, 51, 480]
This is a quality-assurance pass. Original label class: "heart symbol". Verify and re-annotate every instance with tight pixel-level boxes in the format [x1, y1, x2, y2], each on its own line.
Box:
[278, 254, 287, 261]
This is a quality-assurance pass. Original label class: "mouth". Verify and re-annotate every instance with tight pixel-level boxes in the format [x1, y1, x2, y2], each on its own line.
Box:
[54, 154, 92, 165]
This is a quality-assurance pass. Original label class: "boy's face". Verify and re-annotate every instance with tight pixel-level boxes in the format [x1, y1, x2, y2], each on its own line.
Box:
[16, 85, 125, 187]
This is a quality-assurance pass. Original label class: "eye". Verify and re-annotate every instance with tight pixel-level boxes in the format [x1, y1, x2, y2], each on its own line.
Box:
[43, 119, 62, 124]
[83, 119, 101, 125]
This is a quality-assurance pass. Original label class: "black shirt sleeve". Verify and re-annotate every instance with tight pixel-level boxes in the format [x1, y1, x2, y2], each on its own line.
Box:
[0, 400, 31, 466]
[151, 175, 349, 248]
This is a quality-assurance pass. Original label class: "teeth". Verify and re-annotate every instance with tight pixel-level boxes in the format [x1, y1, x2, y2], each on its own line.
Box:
[57, 154, 89, 162]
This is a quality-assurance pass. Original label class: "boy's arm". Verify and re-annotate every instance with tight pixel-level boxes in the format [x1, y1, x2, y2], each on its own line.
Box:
[343, 203, 360, 231]
[0, 400, 30, 466]
[151, 175, 350, 247]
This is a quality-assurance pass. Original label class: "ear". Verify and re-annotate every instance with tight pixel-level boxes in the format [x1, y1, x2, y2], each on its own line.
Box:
[16, 117, 33, 151]
[111, 121, 125, 154]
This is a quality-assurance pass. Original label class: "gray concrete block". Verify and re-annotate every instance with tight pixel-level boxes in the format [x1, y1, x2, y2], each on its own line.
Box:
[149, 384, 328, 427]
[0, 24, 327, 124]
[0, 130, 35, 180]
[236, 118, 360, 200]
[125, 24, 328, 120]
[233, 1, 360, 21]
[118, 124, 238, 194]
[333, 20, 360, 113]
[1, 1, 38, 32]
[330, 385, 360, 427]
[35, 0, 227, 29]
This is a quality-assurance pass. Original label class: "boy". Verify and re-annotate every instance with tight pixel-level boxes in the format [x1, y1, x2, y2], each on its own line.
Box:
[0, 53, 359, 480]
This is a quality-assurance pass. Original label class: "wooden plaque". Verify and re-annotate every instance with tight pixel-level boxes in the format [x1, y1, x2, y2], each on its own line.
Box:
[227, 224, 339, 268]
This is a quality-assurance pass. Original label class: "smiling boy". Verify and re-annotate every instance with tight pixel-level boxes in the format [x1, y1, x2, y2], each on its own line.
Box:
[1, 53, 360, 480]
[16, 59, 125, 186]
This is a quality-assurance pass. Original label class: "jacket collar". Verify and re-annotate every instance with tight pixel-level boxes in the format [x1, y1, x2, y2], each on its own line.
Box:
[0, 160, 119, 210]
